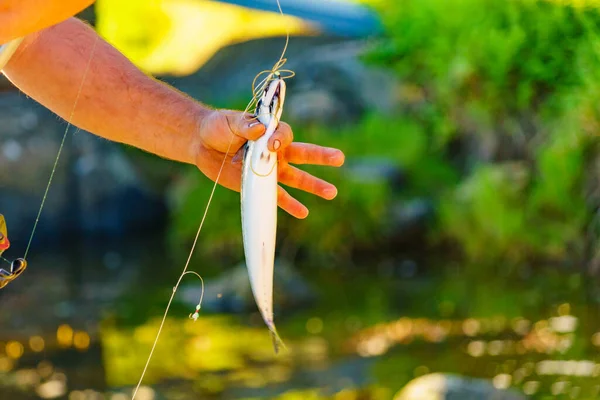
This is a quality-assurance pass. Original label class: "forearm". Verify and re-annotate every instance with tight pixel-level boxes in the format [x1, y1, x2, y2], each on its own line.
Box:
[3, 18, 206, 165]
[0, 0, 95, 43]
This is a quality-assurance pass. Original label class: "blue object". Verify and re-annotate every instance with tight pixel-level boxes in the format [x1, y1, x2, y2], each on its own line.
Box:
[214, 0, 383, 37]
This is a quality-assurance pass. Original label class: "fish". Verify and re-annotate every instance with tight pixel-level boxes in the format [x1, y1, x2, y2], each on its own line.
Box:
[0, 214, 27, 289]
[241, 71, 286, 352]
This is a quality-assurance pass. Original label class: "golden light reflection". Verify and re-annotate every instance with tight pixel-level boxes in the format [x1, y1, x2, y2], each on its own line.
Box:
[551, 380, 568, 396]
[492, 373, 511, 389]
[6, 341, 24, 359]
[15, 368, 40, 386]
[536, 360, 596, 377]
[265, 365, 293, 384]
[511, 317, 531, 335]
[0, 356, 14, 372]
[357, 336, 389, 358]
[73, 331, 90, 351]
[57, 324, 74, 348]
[487, 340, 504, 356]
[512, 367, 527, 384]
[467, 340, 485, 357]
[69, 390, 85, 400]
[522, 380, 541, 395]
[37, 361, 54, 379]
[29, 336, 45, 352]
[390, 318, 412, 341]
[299, 337, 329, 362]
[36, 379, 67, 399]
[101, 315, 300, 387]
[462, 318, 480, 336]
[134, 386, 155, 400]
[423, 323, 447, 343]
[549, 315, 577, 333]
[346, 309, 588, 360]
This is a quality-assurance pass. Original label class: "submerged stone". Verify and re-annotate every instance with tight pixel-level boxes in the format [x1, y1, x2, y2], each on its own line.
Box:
[395, 373, 527, 400]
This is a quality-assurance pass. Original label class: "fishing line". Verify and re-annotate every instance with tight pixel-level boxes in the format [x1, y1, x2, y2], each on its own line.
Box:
[22, 37, 98, 260]
[132, 0, 294, 397]
[131, 66, 262, 400]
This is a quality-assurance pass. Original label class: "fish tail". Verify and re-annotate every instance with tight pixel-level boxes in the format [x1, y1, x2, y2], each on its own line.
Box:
[268, 324, 287, 354]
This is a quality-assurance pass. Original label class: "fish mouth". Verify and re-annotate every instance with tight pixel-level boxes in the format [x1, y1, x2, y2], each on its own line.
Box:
[273, 82, 281, 99]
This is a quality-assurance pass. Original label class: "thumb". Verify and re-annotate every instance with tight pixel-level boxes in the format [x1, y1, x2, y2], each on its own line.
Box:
[227, 113, 265, 141]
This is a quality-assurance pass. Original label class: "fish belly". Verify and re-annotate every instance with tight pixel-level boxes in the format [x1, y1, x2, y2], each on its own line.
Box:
[241, 138, 278, 328]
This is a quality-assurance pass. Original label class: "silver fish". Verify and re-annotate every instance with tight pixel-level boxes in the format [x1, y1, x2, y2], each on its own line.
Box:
[241, 71, 286, 352]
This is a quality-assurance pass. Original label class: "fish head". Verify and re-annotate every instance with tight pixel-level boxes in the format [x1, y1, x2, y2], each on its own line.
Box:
[256, 72, 286, 123]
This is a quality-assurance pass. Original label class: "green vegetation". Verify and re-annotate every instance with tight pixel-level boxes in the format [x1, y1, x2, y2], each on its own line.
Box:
[168, 0, 600, 269]
[362, 0, 600, 266]
[88, 2, 600, 399]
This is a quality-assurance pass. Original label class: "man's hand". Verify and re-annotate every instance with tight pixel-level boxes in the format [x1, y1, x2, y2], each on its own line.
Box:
[195, 110, 345, 219]
[3, 18, 345, 219]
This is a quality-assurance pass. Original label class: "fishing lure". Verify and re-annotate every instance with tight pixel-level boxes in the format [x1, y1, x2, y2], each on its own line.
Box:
[0, 34, 91, 291]
[0, 214, 27, 289]
[0, 214, 10, 254]
[241, 71, 286, 352]
[0, 40, 30, 289]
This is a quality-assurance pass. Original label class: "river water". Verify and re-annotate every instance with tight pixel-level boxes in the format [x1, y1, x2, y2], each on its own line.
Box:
[0, 234, 599, 400]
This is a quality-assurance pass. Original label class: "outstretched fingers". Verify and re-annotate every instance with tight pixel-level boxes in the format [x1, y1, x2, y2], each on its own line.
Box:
[278, 186, 308, 219]
[279, 164, 338, 200]
[283, 142, 345, 167]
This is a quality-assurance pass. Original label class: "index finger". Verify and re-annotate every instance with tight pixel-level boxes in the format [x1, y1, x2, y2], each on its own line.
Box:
[283, 143, 345, 167]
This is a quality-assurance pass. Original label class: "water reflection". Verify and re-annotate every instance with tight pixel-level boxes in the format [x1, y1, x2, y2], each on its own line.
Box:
[2, 238, 600, 399]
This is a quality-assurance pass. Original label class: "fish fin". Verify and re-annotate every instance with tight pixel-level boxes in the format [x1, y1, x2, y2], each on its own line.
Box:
[232, 143, 248, 165]
[269, 325, 287, 354]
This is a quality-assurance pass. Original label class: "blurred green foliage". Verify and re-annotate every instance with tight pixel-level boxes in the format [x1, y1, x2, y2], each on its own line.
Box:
[169, 0, 600, 268]
[170, 112, 457, 264]
[363, 0, 600, 265]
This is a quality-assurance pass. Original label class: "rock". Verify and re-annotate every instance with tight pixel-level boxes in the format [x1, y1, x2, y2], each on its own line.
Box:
[179, 259, 316, 314]
[0, 92, 167, 245]
[394, 374, 528, 400]
[164, 38, 399, 126]
[284, 41, 399, 125]
[344, 157, 406, 191]
[388, 198, 436, 242]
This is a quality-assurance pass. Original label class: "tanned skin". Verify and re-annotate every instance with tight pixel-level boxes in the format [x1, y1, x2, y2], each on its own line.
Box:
[1, 2, 345, 219]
